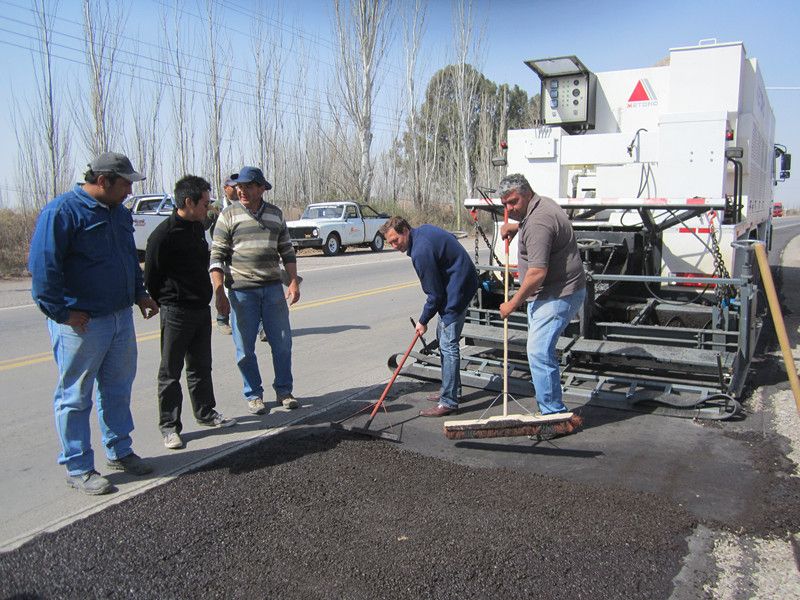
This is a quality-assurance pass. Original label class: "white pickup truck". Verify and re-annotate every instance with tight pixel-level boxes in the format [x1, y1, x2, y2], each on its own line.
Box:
[286, 201, 389, 256]
[125, 194, 214, 258]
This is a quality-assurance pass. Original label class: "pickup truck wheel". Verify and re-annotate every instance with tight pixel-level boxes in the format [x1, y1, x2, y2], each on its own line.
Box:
[370, 233, 385, 252]
[322, 233, 341, 256]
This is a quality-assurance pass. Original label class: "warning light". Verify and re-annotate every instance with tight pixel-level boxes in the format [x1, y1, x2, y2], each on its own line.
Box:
[499, 140, 508, 149]
[725, 129, 734, 141]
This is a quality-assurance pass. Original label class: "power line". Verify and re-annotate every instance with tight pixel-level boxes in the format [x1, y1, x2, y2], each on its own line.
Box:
[0, 22, 408, 133]
[0, 0, 410, 115]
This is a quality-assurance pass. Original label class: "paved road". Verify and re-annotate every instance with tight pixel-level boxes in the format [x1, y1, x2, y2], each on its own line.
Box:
[2, 222, 799, 598]
[0, 244, 433, 549]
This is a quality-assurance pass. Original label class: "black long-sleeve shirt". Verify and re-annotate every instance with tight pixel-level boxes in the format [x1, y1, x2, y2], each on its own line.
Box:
[144, 212, 212, 309]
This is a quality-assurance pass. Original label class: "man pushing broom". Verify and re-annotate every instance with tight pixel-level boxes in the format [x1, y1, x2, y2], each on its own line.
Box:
[498, 173, 587, 417]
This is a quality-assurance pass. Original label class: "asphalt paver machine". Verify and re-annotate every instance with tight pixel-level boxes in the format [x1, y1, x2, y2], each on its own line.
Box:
[394, 40, 792, 419]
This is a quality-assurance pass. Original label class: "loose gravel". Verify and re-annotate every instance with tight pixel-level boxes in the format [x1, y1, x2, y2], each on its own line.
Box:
[0, 427, 696, 600]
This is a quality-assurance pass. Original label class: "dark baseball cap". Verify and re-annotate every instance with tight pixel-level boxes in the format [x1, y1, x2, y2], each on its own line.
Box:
[224, 174, 238, 187]
[88, 152, 145, 182]
[233, 166, 272, 191]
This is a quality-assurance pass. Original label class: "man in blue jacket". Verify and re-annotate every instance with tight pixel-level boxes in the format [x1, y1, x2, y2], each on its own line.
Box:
[29, 152, 159, 495]
[381, 217, 478, 417]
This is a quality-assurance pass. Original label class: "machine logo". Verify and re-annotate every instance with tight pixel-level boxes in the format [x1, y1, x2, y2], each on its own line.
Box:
[627, 79, 658, 107]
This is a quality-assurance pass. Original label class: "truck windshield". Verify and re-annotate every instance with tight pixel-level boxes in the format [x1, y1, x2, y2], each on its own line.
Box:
[302, 205, 345, 219]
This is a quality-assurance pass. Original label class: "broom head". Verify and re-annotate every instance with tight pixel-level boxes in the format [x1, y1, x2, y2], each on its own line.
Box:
[443, 412, 582, 440]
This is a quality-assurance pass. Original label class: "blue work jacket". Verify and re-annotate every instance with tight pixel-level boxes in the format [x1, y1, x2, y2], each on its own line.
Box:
[29, 185, 147, 323]
[408, 225, 479, 326]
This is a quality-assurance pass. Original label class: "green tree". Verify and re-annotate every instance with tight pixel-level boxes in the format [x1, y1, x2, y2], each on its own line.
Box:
[396, 64, 540, 209]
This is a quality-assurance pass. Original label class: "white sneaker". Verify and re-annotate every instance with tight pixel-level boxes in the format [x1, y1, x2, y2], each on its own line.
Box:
[164, 432, 184, 449]
[248, 398, 266, 415]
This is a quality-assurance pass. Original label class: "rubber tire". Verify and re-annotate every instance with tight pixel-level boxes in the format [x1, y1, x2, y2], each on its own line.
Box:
[370, 234, 385, 252]
[322, 233, 341, 256]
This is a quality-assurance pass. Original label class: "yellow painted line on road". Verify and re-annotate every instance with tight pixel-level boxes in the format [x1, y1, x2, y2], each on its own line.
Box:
[290, 280, 417, 311]
[0, 331, 162, 371]
[0, 280, 418, 371]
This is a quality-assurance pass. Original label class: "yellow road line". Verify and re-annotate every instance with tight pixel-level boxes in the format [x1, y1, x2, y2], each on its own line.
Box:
[290, 280, 417, 311]
[0, 330, 164, 372]
[0, 280, 418, 371]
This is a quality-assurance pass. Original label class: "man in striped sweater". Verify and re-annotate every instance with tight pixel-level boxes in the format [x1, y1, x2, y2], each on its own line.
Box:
[209, 166, 301, 415]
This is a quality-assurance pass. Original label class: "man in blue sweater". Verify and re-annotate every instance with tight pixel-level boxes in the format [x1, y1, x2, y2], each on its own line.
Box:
[29, 152, 159, 495]
[381, 217, 478, 417]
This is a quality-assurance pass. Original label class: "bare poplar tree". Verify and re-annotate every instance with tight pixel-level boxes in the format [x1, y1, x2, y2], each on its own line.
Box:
[451, 0, 483, 229]
[332, 0, 393, 203]
[250, 0, 289, 191]
[204, 0, 231, 195]
[12, 0, 73, 212]
[129, 73, 163, 193]
[162, 2, 196, 176]
[402, 0, 427, 209]
[75, 0, 125, 156]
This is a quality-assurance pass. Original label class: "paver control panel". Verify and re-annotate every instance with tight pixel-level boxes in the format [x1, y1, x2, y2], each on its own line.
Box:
[525, 56, 597, 130]
[543, 74, 592, 126]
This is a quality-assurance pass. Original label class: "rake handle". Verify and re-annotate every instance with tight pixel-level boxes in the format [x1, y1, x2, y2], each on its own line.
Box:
[369, 331, 422, 418]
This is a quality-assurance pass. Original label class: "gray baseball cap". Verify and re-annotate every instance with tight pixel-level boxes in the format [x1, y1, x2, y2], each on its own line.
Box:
[88, 152, 145, 182]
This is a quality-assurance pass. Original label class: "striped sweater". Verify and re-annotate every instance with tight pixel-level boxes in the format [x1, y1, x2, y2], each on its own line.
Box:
[209, 200, 297, 290]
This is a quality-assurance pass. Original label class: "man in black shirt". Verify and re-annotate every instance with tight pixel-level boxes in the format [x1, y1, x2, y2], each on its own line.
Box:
[144, 175, 236, 450]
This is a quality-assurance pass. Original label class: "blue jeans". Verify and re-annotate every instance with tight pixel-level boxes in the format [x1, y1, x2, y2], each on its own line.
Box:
[229, 283, 293, 401]
[47, 308, 137, 476]
[437, 312, 467, 409]
[526, 288, 586, 414]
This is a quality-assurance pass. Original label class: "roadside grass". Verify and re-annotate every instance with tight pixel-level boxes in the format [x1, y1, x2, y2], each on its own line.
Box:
[0, 209, 34, 277]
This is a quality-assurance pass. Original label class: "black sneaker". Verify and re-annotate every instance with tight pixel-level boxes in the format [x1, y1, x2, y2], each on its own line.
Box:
[66, 470, 112, 495]
[106, 453, 153, 476]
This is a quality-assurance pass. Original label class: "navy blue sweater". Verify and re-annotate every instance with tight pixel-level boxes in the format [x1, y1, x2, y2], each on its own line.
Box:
[408, 225, 478, 326]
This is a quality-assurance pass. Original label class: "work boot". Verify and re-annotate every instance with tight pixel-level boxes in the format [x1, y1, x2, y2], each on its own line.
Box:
[66, 470, 112, 495]
[277, 393, 299, 409]
[106, 453, 153, 476]
[419, 405, 457, 417]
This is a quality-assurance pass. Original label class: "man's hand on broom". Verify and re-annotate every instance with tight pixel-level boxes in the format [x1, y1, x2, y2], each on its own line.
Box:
[499, 299, 517, 320]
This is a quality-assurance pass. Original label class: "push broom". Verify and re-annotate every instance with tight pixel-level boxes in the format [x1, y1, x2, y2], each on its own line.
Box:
[443, 206, 582, 440]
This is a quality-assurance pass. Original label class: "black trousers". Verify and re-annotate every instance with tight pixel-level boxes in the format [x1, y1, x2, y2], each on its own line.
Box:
[158, 305, 216, 434]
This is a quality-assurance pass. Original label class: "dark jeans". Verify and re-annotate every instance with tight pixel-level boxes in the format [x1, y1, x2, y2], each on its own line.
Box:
[158, 305, 216, 434]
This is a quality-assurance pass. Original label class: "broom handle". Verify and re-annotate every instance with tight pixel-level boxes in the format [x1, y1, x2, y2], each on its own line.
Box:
[369, 331, 422, 418]
[503, 207, 510, 417]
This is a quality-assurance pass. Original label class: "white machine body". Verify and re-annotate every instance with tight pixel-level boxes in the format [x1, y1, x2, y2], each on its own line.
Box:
[487, 41, 776, 278]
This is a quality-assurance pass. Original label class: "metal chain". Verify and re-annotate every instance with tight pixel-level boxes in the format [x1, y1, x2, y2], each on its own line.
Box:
[474, 217, 480, 264]
[708, 217, 735, 303]
[472, 216, 502, 266]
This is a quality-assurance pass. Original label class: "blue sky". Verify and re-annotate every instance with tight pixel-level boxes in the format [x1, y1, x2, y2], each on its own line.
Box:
[1, 0, 798, 206]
